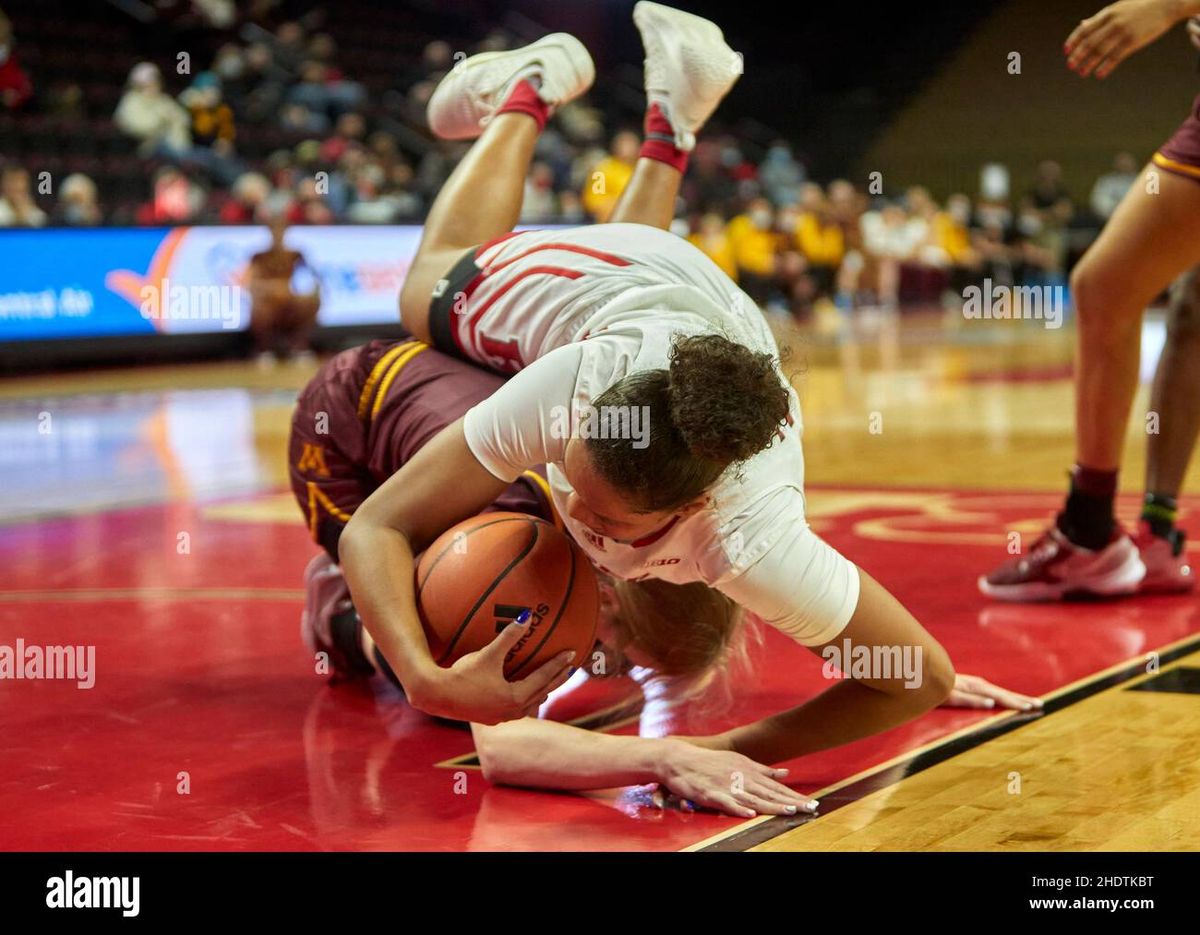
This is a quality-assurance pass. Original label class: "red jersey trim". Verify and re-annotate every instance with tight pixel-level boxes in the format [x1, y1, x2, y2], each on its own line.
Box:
[464, 265, 584, 354]
[629, 515, 680, 549]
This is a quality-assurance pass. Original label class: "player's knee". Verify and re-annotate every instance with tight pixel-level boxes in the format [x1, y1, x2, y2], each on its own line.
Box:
[1070, 258, 1140, 336]
[1068, 260, 1103, 317]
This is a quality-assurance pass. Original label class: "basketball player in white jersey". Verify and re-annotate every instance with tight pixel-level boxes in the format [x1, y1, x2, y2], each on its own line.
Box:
[338, 4, 1036, 797]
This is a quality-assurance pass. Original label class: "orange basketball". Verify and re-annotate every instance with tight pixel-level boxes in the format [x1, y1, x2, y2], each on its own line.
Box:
[415, 512, 599, 679]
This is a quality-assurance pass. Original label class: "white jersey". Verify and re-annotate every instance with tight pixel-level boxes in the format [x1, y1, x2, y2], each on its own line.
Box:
[457, 224, 860, 647]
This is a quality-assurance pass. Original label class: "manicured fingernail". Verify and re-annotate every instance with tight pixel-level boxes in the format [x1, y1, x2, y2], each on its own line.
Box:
[515, 610, 531, 624]
[784, 805, 797, 814]
[806, 800, 819, 811]
[983, 698, 995, 707]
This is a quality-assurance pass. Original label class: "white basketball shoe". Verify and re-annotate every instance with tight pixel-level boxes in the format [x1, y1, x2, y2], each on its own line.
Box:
[633, 1, 741, 151]
[426, 32, 595, 140]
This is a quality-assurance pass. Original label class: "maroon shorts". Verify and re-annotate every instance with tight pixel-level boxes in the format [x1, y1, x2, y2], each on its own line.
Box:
[1154, 93, 1200, 183]
[288, 336, 556, 560]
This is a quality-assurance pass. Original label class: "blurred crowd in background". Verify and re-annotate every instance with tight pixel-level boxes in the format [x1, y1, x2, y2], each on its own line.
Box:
[0, 4, 1143, 316]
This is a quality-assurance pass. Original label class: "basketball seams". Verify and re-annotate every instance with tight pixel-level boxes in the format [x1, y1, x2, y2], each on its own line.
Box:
[436, 518, 541, 664]
[417, 516, 529, 591]
[506, 536, 588, 678]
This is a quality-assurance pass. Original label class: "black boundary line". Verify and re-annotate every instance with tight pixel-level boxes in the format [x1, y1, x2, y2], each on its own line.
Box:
[699, 631, 1200, 852]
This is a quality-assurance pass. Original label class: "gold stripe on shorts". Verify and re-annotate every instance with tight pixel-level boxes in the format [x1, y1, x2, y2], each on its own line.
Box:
[371, 343, 429, 420]
[357, 341, 418, 421]
[1152, 152, 1200, 180]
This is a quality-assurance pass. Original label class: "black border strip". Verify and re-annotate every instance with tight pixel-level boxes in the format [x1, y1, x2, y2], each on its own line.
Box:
[699, 630, 1200, 852]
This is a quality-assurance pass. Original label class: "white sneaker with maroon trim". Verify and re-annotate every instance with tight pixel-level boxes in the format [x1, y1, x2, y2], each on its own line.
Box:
[978, 526, 1145, 602]
[426, 33, 595, 140]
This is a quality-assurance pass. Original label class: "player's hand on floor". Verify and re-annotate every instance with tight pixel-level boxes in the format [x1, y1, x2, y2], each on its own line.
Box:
[428, 623, 576, 724]
[657, 740, 817, 819]
[943, 673, 1044, 712]
[1064, 0, 1183, 79]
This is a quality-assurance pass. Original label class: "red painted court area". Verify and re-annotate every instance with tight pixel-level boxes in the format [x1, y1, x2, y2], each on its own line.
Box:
[4, 468, 1198, 851]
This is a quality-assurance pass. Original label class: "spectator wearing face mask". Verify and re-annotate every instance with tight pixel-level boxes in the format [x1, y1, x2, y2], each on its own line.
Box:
[758, 140, 805, 206]
[790, 184, 844, 298]
[56, 173, 103, 226]
[726, 196, 780, 304]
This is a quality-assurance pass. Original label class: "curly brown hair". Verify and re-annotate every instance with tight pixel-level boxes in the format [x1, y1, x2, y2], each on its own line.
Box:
[584, 333, 790, 512]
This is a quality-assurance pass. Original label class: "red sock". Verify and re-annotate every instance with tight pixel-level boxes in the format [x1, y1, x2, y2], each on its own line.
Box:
[639, 101, 688, 173]
[496, 78, 550, 131]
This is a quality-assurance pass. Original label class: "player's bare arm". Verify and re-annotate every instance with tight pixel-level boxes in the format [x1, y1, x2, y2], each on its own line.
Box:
[339, 418, 576, 724]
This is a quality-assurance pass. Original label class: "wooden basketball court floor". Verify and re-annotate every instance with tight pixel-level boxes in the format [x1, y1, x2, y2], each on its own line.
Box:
[3, 311, 1199, 852]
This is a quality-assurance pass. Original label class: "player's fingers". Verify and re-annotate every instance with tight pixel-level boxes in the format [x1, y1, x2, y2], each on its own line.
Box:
[1064, 12, 1107, 57]
[974, 680, 1044, 711]
[1093, 39, 1134, 79]
[512, 650, 576, 702]
[708, 793, 757, 818]
[481, 620, 530, 661]
[735, 789, 799, 816]
[945, 689, 996, 709]
[747, 776, 818, 811]
[1075, 30, 1124, 77]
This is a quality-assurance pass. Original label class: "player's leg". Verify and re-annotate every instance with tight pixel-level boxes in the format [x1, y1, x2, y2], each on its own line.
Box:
[398, 35, 595, 342]
[980, 167, 1200, 601]
[607, 2, 740, 230]
[1064, 168, 1200, 542]
[1137, 266, 1200, 591]
[290, 346, 385, 680]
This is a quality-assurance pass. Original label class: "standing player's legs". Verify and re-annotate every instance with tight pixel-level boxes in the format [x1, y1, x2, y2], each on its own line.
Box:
[1070, 169, 1200, 487]
[980, 166, 1200, 600]
[1137, 266, 1200, 591]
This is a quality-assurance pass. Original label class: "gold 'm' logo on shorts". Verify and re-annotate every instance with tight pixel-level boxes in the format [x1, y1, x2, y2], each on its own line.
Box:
[297, 443, 331, 478]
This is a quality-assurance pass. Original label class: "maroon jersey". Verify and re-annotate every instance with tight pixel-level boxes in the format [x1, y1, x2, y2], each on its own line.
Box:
[288, 337, 556, 560]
